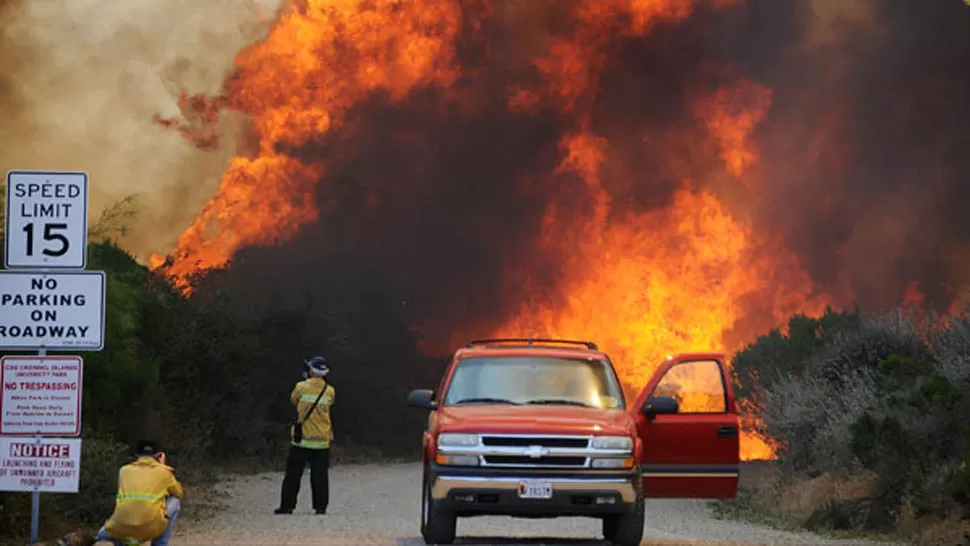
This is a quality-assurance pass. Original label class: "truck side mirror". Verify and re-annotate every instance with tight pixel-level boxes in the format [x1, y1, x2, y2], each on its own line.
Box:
[407, 389, 438, 410]
[642, 395, 678, 419]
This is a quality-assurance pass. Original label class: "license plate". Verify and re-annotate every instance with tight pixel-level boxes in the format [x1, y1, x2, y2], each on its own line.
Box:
[517, 481, 553, 499]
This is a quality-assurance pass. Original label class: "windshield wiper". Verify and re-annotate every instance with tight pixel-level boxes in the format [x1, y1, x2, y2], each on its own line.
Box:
[526, 398, 594, 408]
[453, 397, 520, 405]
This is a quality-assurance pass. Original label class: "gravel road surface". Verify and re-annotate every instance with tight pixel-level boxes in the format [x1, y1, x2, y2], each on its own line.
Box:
[173, 463, 897, 546]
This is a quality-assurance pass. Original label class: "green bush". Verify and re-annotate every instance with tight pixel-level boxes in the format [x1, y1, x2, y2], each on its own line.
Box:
[731, 308, 862, 402]
[0, 491, 31, 540]
[849, 413, 916, 470]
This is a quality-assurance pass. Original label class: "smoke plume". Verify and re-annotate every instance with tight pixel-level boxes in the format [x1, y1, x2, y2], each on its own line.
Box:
[0, 0, 283, 253]
[714, 0, 970, 312]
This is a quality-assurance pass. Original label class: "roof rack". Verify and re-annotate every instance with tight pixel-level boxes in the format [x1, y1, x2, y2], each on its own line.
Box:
[464, 338, 599, 351]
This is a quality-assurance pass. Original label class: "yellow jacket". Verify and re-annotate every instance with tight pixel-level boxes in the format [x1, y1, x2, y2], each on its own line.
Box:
[105, 456, 184, 541]
[290, 377, 335, 449]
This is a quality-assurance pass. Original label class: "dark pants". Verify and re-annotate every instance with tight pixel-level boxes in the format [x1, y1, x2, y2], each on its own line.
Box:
[279, 446, 330, 512]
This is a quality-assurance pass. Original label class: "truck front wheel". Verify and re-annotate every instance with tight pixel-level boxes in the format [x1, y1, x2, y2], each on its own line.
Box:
[602, 499, 645, 546]
[420, 471, 456, 544]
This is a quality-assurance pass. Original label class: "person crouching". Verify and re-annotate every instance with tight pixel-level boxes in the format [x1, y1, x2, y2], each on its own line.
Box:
[95, 439, 183, 546]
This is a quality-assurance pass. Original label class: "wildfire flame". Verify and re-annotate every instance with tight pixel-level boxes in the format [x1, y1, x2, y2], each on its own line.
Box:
[490, 82, 827, 461]
[153, 0, 835, 461]
[150, 0, 464, 278]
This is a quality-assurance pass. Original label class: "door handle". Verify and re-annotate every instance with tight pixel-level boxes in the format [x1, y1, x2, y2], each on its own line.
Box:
[717, 426, 738, 438]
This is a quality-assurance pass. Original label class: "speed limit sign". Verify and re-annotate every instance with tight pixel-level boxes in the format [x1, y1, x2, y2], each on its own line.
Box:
[4, 170, 89, 269]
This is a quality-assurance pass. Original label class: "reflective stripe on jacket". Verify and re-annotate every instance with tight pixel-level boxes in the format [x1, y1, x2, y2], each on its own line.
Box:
[290, 377, 335, 449]
[105, 456, 184, 542]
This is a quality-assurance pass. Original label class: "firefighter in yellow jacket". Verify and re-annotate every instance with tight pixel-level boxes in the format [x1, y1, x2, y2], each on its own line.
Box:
[96, 439, 184, 546]
[274, 356, 335, 515]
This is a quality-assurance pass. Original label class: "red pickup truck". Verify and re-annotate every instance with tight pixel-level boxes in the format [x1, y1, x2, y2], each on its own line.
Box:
[406, 338, 740, 545]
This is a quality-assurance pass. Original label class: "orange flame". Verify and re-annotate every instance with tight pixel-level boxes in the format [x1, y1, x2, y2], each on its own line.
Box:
[152, 0, 464, 283]
[694, 80, 773, 179]
[902, 280, 925, 309]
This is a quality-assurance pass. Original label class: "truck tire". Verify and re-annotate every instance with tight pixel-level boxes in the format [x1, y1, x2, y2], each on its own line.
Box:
[602, 499, 645, 546]
[420, 471, 456, 544]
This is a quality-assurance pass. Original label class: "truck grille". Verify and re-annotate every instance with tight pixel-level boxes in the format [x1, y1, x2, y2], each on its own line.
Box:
[483, 455, 587, 467]
[481, 436, 589, 449]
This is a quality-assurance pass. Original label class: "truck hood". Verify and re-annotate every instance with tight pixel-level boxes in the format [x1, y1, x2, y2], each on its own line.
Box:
[436, 405, 636, 437]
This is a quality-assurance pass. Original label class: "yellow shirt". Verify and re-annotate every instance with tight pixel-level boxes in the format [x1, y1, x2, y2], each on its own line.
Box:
[290, 377, 335, 449]
[105, 457, 184, 541]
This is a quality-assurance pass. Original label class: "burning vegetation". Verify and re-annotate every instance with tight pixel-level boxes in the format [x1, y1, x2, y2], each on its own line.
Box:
[145, 0, 970, 462]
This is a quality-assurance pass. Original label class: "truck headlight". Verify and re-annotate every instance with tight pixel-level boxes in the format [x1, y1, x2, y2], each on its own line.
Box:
[591, 436, 633, 451]
[437, 433, 480, 447]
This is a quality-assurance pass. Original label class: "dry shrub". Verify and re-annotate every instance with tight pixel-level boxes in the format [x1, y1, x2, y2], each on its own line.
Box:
[743, 463, 786, 511]
[933, 314, 970, 385]
[778, 471, 879, 522]
[762, 366, 886, 474]
[902, 507, 970, 546]
[896, 459, 970, 545]
[712, 464, 795, 528]
[726, 468, 882, 532]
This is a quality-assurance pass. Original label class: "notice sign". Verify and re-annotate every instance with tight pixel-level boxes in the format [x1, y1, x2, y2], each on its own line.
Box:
[4, 170, 89, 269]
[0, 437, 81, 493]
[0, 271, 106, 350]
[1, 356, 82, 436]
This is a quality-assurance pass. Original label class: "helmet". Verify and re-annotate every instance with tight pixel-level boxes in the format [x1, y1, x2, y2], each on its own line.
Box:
[305, 356, 330, 378]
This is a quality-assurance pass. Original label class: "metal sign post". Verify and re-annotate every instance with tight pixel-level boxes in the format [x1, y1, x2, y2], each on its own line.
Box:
[30, 350, 44, 544]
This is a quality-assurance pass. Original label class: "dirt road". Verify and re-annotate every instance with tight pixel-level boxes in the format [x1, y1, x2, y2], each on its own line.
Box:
[173, 463, 896, 545]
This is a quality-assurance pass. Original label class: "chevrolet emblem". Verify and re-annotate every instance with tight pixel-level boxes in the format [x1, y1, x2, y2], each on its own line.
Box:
[524, 445, 549, 458]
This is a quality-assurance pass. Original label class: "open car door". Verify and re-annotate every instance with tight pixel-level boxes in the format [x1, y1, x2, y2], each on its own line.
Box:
[632, 353, 739, 498]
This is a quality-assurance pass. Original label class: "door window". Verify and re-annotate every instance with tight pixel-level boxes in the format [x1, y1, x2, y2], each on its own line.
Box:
[651, 359, 727, 414]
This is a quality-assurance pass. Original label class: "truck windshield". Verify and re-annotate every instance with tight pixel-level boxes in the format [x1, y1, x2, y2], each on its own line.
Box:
[442, 356, 626, 410]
